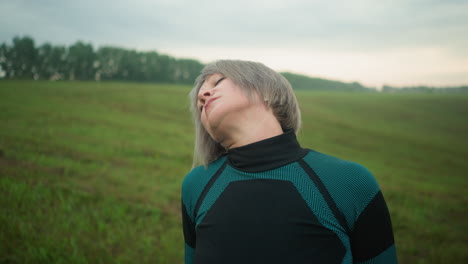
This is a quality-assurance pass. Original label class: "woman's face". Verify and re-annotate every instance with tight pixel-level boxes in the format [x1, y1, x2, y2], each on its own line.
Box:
[197, 73, 252, 141]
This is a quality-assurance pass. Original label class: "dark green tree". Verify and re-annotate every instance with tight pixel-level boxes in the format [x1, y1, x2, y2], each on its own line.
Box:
[37, 43, 68, 80]
[10, 36, 38, 79]
[67, 41, 96, 80]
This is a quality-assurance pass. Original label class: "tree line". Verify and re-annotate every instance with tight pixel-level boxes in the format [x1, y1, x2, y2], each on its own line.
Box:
[2, 36, 466, 93]
[382, 85, 468, 93]
[0, 36, 204, 84]
[0, 36, 376, 92]
[281, 72, 374, 92]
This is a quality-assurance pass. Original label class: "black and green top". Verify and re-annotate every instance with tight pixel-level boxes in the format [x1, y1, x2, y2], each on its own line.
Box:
[181, 131, 397, 264]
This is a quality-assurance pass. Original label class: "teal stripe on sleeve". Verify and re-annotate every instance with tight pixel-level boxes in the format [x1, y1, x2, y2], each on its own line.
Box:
[184, 243, 195, 264]
[182, 156, 227, 218]
[302, 151, 381, 229]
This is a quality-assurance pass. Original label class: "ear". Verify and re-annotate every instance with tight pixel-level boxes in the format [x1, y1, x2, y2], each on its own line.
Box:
[250, 91, 269, 108]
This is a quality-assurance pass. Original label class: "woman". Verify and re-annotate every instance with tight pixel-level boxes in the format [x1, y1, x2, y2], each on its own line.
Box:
[181, 60, 397, 264]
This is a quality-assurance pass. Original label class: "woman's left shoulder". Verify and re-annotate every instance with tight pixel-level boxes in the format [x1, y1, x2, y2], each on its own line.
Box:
[302, 149, 380, 189]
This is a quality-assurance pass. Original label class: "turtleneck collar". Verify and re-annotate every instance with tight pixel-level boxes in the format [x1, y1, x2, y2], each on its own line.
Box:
[226, 130, 308, 172]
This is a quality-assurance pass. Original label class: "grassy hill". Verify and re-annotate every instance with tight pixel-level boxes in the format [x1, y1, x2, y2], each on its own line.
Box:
[1, 80, 467, 263]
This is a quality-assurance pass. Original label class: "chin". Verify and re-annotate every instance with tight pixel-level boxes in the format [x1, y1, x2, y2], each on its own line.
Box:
[204, 124, 225, 145]
[208, 130, 222, 143]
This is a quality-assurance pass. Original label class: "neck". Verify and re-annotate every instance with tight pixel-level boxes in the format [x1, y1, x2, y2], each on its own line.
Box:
[219, 106, 283, 150]
[227, 129, 306, 172]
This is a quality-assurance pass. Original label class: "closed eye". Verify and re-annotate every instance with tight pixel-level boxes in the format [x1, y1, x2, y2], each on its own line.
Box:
[215, 77, 225, 86]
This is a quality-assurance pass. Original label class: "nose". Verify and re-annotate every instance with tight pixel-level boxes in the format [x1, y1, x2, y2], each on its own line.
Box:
[198, 86, 212, 105]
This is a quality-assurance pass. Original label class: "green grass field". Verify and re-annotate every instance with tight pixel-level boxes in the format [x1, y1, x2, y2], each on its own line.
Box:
[1, 80, 467, 263]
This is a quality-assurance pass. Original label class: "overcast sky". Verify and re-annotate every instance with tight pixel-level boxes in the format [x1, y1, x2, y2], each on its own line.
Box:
[1, 0, 467, 87]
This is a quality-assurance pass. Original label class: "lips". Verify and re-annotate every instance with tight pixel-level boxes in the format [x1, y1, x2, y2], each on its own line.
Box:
[205, 97, 219, 110]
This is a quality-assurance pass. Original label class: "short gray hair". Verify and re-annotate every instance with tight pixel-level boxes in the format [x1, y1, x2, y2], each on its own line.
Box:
[189, 60, 301, 167]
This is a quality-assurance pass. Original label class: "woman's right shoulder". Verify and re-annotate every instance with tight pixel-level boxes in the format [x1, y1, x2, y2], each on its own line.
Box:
[182, 156, 228, 191]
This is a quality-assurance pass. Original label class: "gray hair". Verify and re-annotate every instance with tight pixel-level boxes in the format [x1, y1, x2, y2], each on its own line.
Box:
[189, 60, 301, 167]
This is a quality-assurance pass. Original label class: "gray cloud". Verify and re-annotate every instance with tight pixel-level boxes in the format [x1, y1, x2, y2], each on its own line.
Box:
[2, 0, 467, 50]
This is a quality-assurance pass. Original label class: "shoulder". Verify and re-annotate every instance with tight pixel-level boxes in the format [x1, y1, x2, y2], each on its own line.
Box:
[182, 156, 228, 204]
[301, 150, 381, 222]
[302, 149, 379, 191]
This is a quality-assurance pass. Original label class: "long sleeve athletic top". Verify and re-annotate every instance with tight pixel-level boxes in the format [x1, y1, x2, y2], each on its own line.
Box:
[181, 130, 397, 264]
